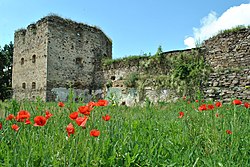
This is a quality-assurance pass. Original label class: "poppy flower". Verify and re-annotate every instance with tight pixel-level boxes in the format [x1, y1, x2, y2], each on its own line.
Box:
[66, 123, 75, 137]
[215, 101, 222, 107]
[12, 124, 19, 131]
[25, 119, 31, 125]
[58, 102, 65, 107]
[75, 116, 88, 127]
[207, 104, 214, 110]
[87, 101, 96, 108]
[244, 102, 250, 108]
[90, 129, 100, 137]
[102, 114, 111, 121]
[6, 114, 15, 120]
[69, 112, 79, 120]
[34, 116, 47, 126]
[195, 100, 199, 103]
[226, 130, 232, 135]
[0, 122, 2, 130]
[45, 111, 53, 119]
[232, 99, 242, 105]
[16, 110, 31, 122]
[78, 106, 92, 115]
[178, 112, 184, 118]
[96, 99, 108, 106]
[198, 104, 207, 111]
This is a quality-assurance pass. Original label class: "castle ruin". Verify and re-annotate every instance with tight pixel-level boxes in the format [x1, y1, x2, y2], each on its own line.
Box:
[12, 15, 112, 101]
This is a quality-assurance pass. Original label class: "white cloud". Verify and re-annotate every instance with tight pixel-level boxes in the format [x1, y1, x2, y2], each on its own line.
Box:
[184, 3, 250, 48]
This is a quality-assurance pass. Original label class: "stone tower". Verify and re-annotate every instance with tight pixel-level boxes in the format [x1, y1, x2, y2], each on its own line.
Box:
[12, 15, 112, 101]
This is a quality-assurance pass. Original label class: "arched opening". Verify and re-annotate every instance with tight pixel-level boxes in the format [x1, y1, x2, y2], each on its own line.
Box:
[32, 55, 36, 63]
[32, 82, 36, 89]
[22, 83, 26, 89]
[21, 58, 24, 65]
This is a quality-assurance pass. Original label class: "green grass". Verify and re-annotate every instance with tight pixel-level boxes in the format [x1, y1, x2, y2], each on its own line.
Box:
[0, 99, 249, 166]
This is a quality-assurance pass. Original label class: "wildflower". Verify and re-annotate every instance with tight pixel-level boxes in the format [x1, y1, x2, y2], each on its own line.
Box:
[45, 111, 53, 119]
[96, 99, 108, 106]
[75, 116, 88, 127]
[34, 116, 47, 126]
[12, 124, 19, 131]
[87, 101, 96, 108]
[16, 110, 31, 122]
[195, 100, 199, 103]
[69, 112, 79, 120]
[6, 114, 15, 120]
[90, 129, 100, 137]
[226, 130, 232, 135]
[182, 96, 186, 100]
[244, 102, 250, 108]
[215, 113, 219, 118]
[58, 102, 65, 107]
[0, 122, 2, 130]
[215, 101, 222, 107]
[102, 114, 111, 121]
[198, 104, 207, 111]
[178, 111, 184, 118]
[232, 99, 242, 105]
[25, 119, 31, 125]
[66, 123, 75, 137]
[78, 105, 92, 115]
[208, 104, 214, 110]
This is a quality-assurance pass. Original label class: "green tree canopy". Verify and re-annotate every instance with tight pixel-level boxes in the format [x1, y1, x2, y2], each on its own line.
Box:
[0, 42, 13, 100]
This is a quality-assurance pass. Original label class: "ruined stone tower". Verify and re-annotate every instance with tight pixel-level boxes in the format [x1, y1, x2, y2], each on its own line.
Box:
[12, 15, 112, 101]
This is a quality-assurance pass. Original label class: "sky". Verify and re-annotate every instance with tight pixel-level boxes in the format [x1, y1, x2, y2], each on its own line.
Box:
[0, 0, 250, 59]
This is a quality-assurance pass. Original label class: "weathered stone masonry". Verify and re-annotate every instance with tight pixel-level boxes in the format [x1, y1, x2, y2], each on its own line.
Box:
[12, 16, 250, 103]
[12, 16, 112, 101]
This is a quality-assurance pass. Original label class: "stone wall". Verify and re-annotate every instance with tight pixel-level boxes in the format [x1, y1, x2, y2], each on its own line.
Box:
[202, 28, 250, 102]
[44, 16, 112, 101]
[101, 49, 199, 105]
[12, 20, 48, 100]
[101, 28, 250, 105]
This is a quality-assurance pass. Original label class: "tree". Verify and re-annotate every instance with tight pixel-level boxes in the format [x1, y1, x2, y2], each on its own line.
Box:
[0, 42, 13, 100]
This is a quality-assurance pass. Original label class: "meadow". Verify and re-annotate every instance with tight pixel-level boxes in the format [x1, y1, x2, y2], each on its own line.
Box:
[0, 98, 249, 166]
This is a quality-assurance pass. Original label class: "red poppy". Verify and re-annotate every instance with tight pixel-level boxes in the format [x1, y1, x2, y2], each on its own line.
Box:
[96, 99, 108, 106]
[66, 123, 75, 137]
[75, 116, 88, 127]
[178, 111, 184, 118]
[232, 99, 242, 105]
[58, 102, 65, 107]
[244, 102, 250, 108]
[87, 101, 96, 108]
[0, 122, 2, 130]
[34, 116, 47, 126]
[102, 114, 111, 121]
[12, 124, 19, 131]
[25, 119, 31, 125]
[215, 101, 222, 107]
[16, 110, 31, 122]
[198, 104, 207, 111]
[226, 130, 232, 135]
[45, 111, 53, 119]
[195, 100, 199, 103]
[90, 129, 100, 137]
[78, 106, 92, 115]
[6, 114, 15, 120]
[207, 104, 214, 110]
[69, 112, 79, 120]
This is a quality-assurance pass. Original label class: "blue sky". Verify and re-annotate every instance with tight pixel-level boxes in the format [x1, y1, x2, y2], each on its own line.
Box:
[0, 0, 250, 58]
